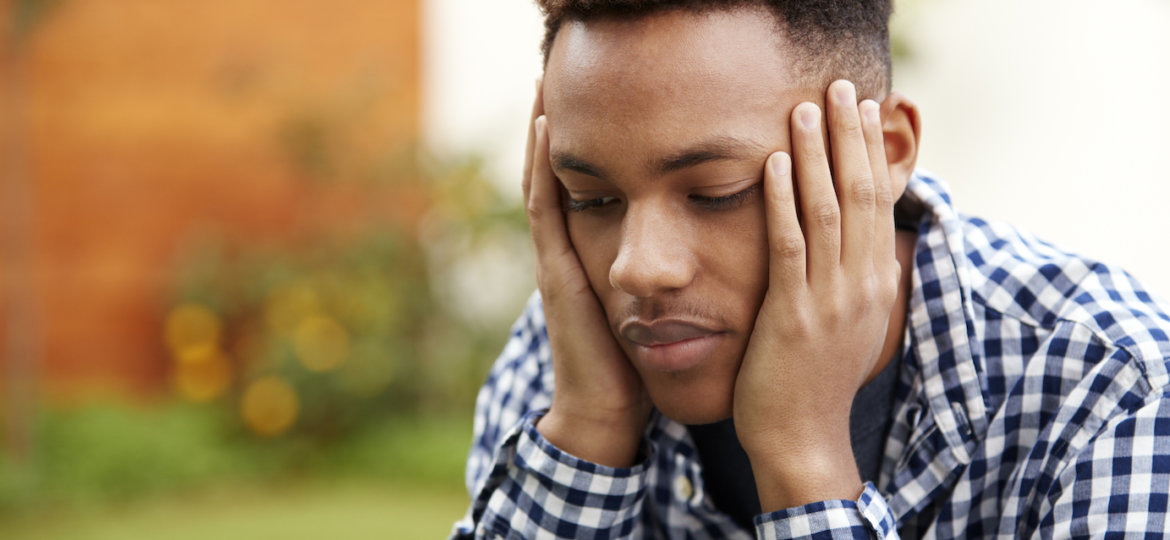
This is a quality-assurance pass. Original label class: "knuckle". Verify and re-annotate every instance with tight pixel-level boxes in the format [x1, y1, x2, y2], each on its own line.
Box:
[881, 284, 898, 306]
[862, 277, 883, 305]
[525, 200, 544, 222]
[773, 233, 805, 260]
[535, 266, 558, 294]
[848, 176, 877, 207]
[785, 310, 813, 338]
[822, 296, 848, 326]
[853, 273, 875, 295]
[875, 182, 896, 209]
[812, 201, 840, 229]
[883, 264, 902, 299]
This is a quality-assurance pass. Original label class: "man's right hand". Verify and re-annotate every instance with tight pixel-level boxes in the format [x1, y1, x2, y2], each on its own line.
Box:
[524, 81, 652, 468]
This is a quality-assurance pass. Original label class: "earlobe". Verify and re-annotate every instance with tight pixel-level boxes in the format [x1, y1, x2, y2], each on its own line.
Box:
[879, 92, 922, 198]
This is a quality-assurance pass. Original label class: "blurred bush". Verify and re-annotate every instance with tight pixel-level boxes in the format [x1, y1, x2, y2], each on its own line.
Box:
[162, 149, 528, 444]
[0, 149, 526, 513]
[0, 401, 473, 512]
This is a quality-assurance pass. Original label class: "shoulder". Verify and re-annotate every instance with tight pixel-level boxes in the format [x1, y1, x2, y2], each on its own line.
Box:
[468, 292, 555, 470]
[479, 291, 555, 416]
[959, 213, 1170, 369]
[906, 171, 1170, 395]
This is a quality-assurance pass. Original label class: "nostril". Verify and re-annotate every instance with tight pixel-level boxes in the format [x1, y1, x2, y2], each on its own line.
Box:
[608, 207, 695, 297]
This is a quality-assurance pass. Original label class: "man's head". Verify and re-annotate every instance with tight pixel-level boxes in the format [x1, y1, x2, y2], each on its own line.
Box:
[538, 0, 894, 100]
[538, 2, 919, 424]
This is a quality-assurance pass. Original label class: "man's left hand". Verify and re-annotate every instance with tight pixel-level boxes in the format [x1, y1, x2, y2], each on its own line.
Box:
[733, 79, 901, 513]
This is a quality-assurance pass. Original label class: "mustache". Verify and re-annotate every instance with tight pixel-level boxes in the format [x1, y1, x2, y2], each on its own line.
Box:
[610, 297, 725, 328]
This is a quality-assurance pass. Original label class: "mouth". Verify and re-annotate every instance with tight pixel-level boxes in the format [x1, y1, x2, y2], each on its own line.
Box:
[619, 319, 725, 373]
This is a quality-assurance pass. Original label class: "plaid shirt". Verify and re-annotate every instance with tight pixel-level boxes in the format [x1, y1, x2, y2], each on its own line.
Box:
[451, 172, 1170, 539]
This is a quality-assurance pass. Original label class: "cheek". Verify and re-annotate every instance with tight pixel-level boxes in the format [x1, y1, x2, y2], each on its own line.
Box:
[566, 215, 619, 292]
[702, 202, 769, 302]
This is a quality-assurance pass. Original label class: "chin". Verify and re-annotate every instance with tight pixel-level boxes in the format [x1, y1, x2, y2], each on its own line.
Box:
[645, 374, 736, 426]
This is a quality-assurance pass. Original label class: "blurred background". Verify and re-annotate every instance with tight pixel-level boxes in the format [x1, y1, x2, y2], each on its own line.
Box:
[1, 0, 1167, 538]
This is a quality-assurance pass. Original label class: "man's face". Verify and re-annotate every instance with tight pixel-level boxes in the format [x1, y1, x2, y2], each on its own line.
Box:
[544, 8, 816, 424]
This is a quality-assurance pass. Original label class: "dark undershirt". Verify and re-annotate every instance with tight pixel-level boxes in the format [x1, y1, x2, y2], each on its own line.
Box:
[686, 346, 902, 530]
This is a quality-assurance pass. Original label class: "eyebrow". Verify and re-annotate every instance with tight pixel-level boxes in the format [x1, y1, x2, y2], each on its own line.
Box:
[551, 154, 606, 179]
[551, 136, 767, 180]
[656, 136, 767, 174]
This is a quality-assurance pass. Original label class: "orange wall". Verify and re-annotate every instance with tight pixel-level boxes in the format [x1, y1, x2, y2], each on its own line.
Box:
[2, 0, 420, 399]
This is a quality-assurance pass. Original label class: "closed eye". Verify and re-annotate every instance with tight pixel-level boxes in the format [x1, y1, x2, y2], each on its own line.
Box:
[565, 195, 619, 213]
[689, 183, 760, 211]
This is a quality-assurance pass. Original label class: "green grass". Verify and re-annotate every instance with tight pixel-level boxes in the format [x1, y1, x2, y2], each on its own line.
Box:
[0, 404, 478, 538]
[0, 479, 468, 539]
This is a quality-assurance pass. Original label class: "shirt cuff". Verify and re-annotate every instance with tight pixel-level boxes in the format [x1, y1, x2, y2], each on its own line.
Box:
[514, 409, 652, 501]
[479, 409, 653, 536]
[754, 482, 898, 539]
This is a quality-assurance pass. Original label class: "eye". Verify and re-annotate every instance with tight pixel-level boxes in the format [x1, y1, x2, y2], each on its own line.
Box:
[689, 183, 760, 211]
[565, 195, 620, 213]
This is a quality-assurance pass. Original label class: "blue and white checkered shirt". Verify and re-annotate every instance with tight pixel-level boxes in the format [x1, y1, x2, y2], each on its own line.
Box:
[451, 172, 1170, 538]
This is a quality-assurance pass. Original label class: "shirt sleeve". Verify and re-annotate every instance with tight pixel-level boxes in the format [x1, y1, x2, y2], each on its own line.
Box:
[449, 292, 656, 539]
[1037, 388, 1170, 537]
[754, 482, 900, 539]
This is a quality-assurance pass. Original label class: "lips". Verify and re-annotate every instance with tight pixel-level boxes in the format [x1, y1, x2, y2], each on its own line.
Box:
[621, 320, 716, 346]
[619, 319, 724, 373]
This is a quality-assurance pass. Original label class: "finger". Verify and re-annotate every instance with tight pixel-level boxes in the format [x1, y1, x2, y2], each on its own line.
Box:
[527, 116, 575, 282]
[860, 99, 896, 275]
[827, 80, 875, 273]
[522, 77, 545, 204]
[764, 151, 807, 296]
[790, 102, 841, 281]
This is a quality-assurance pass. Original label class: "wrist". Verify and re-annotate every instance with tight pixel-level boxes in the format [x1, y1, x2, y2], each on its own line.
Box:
[749, 447, 863, 512]
[536, 406, 649, 468]
[741, 420, 861, 512]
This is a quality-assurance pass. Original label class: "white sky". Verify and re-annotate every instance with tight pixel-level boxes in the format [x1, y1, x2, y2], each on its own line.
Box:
[423, 0, 1170, 303]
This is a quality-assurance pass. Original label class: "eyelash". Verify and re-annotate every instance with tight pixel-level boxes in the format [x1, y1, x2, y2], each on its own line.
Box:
[565, 183, 760, 213]
[689, 183, 760, 211]
[565, 196, 617, 213]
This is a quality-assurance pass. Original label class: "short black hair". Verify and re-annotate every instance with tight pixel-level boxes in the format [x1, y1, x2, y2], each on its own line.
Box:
[536, 0, 894, 98]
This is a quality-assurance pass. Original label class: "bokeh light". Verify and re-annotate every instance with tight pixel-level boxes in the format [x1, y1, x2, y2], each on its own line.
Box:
[172, 348, 232, 402]
[265, 283, 321, 337]
[292, 315, 350, 372]
[164, 303, 223, 359]
[240, 376, 299, 437]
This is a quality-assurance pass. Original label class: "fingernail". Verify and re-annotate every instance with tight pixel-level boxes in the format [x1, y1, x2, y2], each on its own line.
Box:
[769, 152, 790, 176]
[861, 100, 880, 125]
[833, 80, 856, 104]
[798, 104, 820, 130]
[535, 115, 546, 136]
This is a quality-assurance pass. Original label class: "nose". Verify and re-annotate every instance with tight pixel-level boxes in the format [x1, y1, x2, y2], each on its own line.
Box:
[608, 203, 696, 298]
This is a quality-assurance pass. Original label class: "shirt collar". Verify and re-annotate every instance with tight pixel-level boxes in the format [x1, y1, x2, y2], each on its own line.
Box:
[901, 171, 991, 464]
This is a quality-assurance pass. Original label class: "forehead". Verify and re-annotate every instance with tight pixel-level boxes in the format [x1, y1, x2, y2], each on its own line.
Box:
[544, 8, 810, 163]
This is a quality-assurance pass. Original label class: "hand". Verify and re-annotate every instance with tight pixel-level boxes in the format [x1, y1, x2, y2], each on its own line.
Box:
[733, 80, 901, 511]
[524, 81, 652, 467]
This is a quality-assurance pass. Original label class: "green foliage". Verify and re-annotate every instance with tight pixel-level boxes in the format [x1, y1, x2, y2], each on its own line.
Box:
[328, 415, 472, 487]
[0, 402, 473, 513]
[0, 404, 247, 509]
[37, 405, 242, 499]
[162, 147, 525, 455]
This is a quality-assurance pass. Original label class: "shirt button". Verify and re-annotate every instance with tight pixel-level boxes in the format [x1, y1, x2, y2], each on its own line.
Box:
[674, 475, 694, 502]
[951, 402, 972, 437]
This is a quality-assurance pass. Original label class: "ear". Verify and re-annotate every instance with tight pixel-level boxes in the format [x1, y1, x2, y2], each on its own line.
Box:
[878, 92, 921, 199]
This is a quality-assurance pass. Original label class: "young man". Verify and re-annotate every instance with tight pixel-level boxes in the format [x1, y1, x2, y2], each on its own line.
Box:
[452, 1, 1170, 538]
